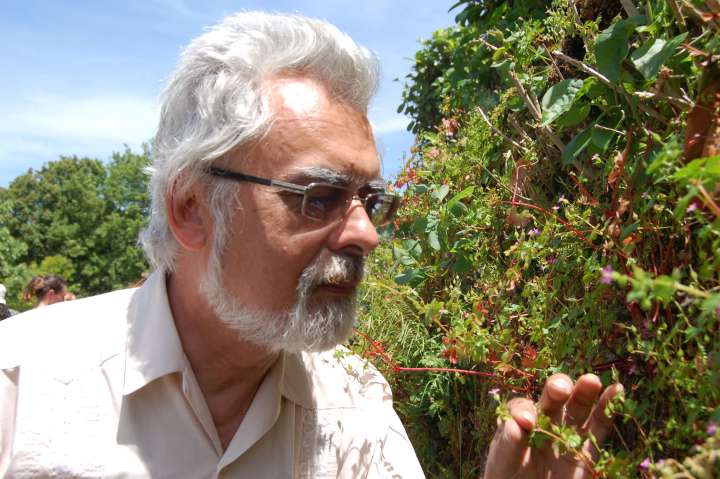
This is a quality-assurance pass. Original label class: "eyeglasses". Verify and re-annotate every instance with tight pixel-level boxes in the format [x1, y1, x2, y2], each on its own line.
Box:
[208, 167, 400, 226]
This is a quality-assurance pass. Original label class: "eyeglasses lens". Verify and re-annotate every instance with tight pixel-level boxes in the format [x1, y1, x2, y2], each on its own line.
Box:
[303, 184, 398, 226]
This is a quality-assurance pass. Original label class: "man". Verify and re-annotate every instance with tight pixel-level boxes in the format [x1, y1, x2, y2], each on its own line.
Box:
[0, 12, 621, 478]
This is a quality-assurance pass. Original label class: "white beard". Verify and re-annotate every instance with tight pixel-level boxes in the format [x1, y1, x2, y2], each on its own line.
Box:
[199, 247, 365, 353]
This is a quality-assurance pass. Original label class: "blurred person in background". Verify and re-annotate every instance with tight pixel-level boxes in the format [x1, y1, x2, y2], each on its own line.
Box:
[21, 275, 70, 308]
[0, 284, 12, 321]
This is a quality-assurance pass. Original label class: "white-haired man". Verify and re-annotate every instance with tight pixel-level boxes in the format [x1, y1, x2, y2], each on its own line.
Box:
[0, 12, 621, 478]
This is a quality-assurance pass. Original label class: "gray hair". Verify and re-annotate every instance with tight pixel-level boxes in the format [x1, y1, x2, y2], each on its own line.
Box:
[140, 11, 380, 271]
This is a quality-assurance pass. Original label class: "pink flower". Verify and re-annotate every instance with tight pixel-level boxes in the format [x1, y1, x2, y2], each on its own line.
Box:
[686, 203, 698, 213]
[707, 422, 718, 436]
[600, 265, 614, 285]
[488, 388, 500, 397]
[639, 458, 651, 470]
[528, 228, 540, 237]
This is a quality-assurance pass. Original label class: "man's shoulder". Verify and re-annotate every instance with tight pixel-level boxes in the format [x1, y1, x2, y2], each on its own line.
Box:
[0, 288, 137, 371]
[288, 346, 394, 410]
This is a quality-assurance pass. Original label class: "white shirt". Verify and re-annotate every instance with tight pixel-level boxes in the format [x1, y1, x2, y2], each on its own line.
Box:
[0, 271, 424, 478]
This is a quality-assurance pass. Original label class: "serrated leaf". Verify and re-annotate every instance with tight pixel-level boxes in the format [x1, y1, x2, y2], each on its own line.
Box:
[672, 156, 720, 187]
[595, 16, 646, 83]
[540, 79, 584, 126]
[630, 33, 688, 79]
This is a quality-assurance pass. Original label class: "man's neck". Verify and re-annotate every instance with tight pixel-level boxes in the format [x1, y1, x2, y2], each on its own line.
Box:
[166, 269, 279, 450]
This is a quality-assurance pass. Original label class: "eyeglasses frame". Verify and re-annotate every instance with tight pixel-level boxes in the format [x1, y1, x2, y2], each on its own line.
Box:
[207, 167, 399, 225]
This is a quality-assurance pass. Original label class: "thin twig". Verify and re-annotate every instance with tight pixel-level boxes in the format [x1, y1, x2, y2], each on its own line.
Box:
[695, 183, 720, 218]
[681, 0, 720, 32]
[544, 45, 565, 81]
[667, 0, 688, 31]
[508, 70, 566, 151]
[476, 106, 527, 151]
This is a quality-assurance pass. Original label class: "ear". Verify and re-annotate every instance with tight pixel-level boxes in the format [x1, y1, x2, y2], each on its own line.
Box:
[165, 181, 210, 252]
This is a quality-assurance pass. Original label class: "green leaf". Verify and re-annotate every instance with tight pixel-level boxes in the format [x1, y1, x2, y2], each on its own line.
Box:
[452, 254, 473, 273]
[562, 124, 595, 164]
[446, 186, 474, 215]
[392, 244, 416, 266]
[630, 33, 688, 79]
[556, 102, 590, 128]
[432, 184, 450, 202]
[591, 125, 616, 152]
[652, 275, 675, 305]
[672, 156, 720, 188]
[428, 229, 441, 251]
[594, 16, 646, 83]
[540, 79, 584, 126]
[394, 268, 426, 286]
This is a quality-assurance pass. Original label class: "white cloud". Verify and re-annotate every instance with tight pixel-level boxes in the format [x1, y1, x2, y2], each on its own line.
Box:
[1, 93, 159, 147]
[371, 115, 411, 135]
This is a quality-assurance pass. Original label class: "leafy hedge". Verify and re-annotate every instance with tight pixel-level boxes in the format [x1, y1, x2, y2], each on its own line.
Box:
[352, 0, 720, 477]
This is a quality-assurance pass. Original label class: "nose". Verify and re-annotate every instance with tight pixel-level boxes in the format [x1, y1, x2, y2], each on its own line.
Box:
[326, 199, 380, 257]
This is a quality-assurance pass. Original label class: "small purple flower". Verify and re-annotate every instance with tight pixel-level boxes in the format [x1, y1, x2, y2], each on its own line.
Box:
[488, 388, 500, 397]
[639, 458, 651, 470]
[529, 228, 540, 237]
[686, 203, 698, 213]
[707, 422, 718, 436]
[547, 256, 557, 265]
[600, 265, 614, 285]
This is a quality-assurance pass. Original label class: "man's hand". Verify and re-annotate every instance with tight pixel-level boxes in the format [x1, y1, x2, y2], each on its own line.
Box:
[483, 373, 623, 479]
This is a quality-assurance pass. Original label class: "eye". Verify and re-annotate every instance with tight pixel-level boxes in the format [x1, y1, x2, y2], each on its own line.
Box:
[304, 185, 347, 219]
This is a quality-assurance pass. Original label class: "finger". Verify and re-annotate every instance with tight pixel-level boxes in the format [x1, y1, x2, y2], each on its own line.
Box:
[537, 373, 574, 423]
[483, 398, 534, 478]
[585, 383, 624, 458]
[564, 373, 603, 428]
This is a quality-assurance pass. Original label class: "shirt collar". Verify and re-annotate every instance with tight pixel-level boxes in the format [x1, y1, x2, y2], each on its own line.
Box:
[122, 270, 186, 395]
[120, 270, 317, 409]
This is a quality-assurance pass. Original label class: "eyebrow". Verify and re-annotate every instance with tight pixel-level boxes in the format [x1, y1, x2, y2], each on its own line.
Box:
[284, 166, 383, 187]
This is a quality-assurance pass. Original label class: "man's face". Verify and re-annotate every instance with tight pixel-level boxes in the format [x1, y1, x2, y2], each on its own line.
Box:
[200, 76, 381, 351]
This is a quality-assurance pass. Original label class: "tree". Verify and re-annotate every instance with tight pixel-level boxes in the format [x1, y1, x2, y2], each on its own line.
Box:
[0, 148, 151, 303]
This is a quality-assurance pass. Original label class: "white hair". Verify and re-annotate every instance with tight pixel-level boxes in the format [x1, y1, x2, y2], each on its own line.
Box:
[140, 11, 380, 271]
[200, 238, 366, 352]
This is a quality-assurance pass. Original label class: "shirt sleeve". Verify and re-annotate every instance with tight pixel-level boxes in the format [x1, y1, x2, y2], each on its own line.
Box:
[0, 366, 20, 477]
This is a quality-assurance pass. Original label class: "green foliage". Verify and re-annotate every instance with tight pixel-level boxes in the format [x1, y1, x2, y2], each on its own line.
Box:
[0, 148, 150, 309]
[354, 1, 720, 477]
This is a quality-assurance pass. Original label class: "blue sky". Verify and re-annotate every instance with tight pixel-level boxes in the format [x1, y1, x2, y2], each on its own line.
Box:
[0, 1, 457, 187]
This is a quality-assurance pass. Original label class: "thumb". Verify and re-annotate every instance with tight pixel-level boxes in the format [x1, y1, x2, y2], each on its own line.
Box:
[483, 398, 535, 478]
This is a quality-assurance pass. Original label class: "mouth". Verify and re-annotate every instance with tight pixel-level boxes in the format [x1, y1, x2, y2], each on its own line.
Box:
[315, 282, 359, 295]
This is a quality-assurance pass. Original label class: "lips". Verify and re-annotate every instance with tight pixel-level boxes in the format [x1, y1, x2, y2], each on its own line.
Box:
[316, 282, 358, 295]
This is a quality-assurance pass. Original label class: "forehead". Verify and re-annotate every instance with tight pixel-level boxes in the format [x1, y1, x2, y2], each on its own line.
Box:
[240, 76, 380, 181]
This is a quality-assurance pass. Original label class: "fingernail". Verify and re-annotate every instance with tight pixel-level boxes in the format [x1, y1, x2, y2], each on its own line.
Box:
[550, 379, 572, 399]
[521, 410, 536, 426]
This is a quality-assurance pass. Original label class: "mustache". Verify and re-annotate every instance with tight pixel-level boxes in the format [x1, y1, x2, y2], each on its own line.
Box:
[299, 252, 366, 291]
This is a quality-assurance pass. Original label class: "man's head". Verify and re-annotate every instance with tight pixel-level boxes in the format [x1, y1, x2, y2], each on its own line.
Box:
[141, 12, 390, 352]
